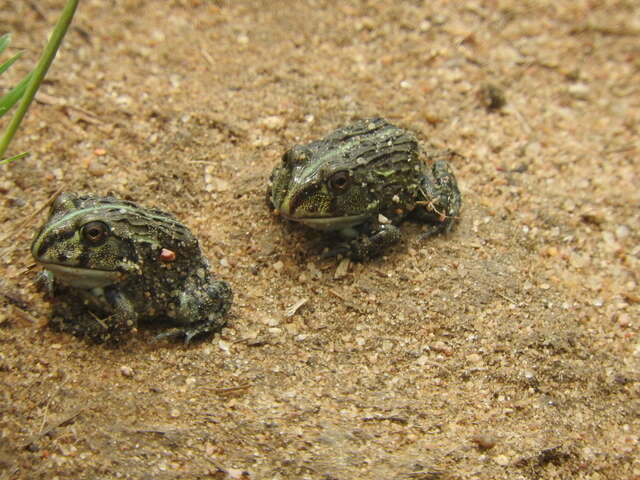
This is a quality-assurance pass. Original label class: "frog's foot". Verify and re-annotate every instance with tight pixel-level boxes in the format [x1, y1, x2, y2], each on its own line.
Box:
[49, 309, 134, 344]
[432, 158, 462, 230]
[153, 327, 192, 345]
[416, 152, 462, 234]
[319, 242, 351, 260]
[348, 224, 402, 261]
[34, 270, 55, 298]
[152, 318, 227, 346]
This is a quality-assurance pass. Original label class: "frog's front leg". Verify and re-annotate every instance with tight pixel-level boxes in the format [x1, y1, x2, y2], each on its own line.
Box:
[102, 287, 139, 342]
[34, 270, 55, 299]
[48, 286, 137, 343]
[344, 223, 402, 261]
[416, 152, 462, 235]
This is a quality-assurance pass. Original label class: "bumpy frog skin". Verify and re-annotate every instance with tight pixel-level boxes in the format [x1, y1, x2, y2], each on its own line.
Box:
[31, 193, 232, 344]
[267, 117, 462, 260]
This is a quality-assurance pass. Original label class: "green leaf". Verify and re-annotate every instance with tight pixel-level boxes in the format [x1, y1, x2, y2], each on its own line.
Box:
[0, 50, 23, 75]
[0, 71, 33, 117]
[0, 32, 30, 118]
[0, 151, 28, 165]
[0, 33, 10, 55]
[0, 0, 79, 160]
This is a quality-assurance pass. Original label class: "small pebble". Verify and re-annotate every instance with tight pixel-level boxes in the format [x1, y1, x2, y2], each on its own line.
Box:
[206, 177, 230, 192]
[169, 408, 180, 418]
[416, 355, 430, 366]
[260, 115, 285, 131]
[617, 313, 631, 327]
[479, 83, 507, 111]
[334, 258, 350, 279]
[615, 225, 630, 240]
[471, 434, 497, 450]
[87, 160, 107, 177]
[494, 454, 510, 466]
[567, 83, 590, 100]
[218, 339, 231, 353]
[467, 353, 482, 364]
[265, 317, 280, 327]
[431, 341, 453, 356]
[273, 261, 284, 272]
[378, 213, 391, 224]
[120, 366, 134, 377]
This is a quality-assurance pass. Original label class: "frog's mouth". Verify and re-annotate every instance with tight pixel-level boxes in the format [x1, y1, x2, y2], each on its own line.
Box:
[39, 262, 121, 289]
[280, 213, 370, 231]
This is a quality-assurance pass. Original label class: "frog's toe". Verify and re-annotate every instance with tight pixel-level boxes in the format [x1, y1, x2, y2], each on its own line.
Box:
[152, 327, 188, 344]
[320, 243, 351, 260]
[347, 224, 401, 261]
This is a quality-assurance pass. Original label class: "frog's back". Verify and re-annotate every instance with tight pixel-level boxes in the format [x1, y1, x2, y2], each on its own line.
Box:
[330, 118, 425, 222]
[309, 117, 422, 178]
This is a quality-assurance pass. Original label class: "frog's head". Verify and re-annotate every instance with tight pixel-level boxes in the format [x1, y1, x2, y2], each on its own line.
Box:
[267, 142, 378, 232]
[267, 118, 423, 232]
[31, 193, 147, 289]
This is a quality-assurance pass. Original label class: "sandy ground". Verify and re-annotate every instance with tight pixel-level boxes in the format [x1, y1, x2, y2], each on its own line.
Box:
[1, 1, 639, 479]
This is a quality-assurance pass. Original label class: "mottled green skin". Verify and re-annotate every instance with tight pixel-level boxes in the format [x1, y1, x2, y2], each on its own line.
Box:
[31, 193, 232, 344]
[267, 117, 462, 260]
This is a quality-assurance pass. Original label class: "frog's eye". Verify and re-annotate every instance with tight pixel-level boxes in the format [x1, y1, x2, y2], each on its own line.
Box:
[82, 221, 109, 246]
[328, 170, 351, 191]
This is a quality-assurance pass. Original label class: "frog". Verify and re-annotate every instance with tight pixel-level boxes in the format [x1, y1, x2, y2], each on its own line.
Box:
[31, 192, 233, 344]
[266, 117, 462, 260]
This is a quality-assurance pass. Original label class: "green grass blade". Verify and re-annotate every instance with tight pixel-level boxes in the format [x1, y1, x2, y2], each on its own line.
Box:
[0, 71, 34, 117]
[0, 151, 28, 165]
[0, 0, 79, 160]
[0, 34, 10, 54]
[0, 50, 24, 75]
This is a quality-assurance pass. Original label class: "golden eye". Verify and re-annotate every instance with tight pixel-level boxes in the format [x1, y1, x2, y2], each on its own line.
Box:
[82, 221, 109, 246]
[328, 171, 351, 191]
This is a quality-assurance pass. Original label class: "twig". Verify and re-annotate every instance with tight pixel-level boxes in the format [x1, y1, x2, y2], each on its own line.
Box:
[328, 288, 347, 301]
[570, 24, 640, 37]
[284, 297, 308, 317]
[602, 144, 636, 155]
[329, 288, 367, 313]
[122, 425, 184, 435]
[362, 415, 408, 425]
[12, 308, 40, 325]
[0, 185, 64, 246]
[200, 45, 215, 68]
[403, 469, 445, 479]
[496, 290, 518, 305]
[22, 407, 84, 449]
[36, 92, 104, 124]
[210, 384, 252, 394]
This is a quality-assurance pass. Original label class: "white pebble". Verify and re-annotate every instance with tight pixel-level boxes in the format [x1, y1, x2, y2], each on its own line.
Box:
[567, 83, 590, 100]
